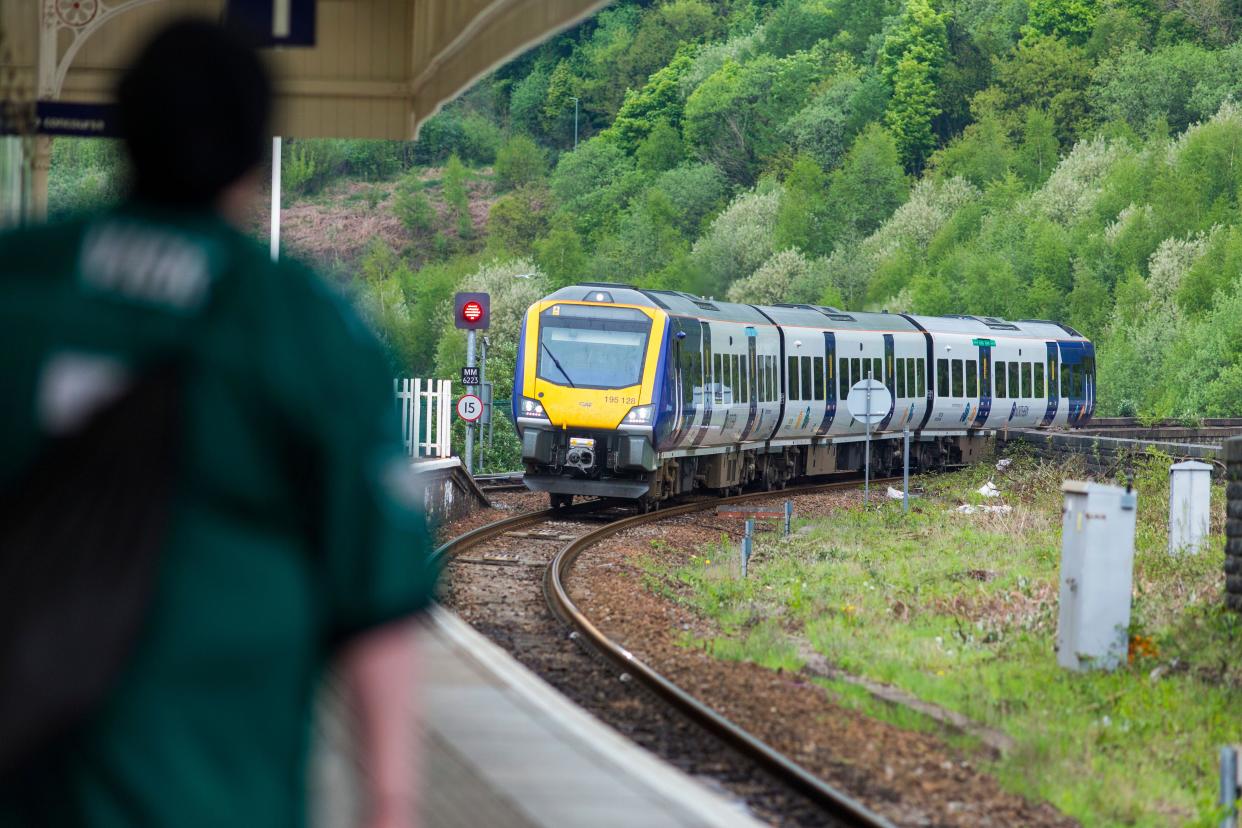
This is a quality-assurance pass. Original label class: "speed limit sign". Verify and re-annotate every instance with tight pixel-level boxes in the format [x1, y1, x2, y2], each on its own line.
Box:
[456, 394, 483, 422]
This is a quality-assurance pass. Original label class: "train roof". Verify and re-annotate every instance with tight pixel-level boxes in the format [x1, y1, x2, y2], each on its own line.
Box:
[906, 314, 1084, 340]
[548, 284, 1085, 340]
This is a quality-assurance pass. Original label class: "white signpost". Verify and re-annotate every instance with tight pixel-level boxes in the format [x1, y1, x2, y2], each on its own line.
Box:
[846, 374, 892, 506]
[456, 394, 483, 423]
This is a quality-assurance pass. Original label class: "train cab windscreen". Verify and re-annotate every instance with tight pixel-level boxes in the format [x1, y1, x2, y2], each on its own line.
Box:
[537, 304, 653, 389]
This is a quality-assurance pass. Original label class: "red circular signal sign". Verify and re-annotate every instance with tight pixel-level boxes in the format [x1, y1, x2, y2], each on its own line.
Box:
[461, 300, 484, 324]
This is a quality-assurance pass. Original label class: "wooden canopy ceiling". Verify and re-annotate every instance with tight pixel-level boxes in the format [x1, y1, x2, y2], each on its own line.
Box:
[0, 0, 610, 139]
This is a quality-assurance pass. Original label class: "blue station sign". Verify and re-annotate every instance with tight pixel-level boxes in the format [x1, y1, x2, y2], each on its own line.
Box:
[0, 101, 121, 138]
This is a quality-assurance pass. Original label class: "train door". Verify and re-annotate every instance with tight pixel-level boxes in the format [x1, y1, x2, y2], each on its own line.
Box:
[1084, 343, 1096, 420]
[970, 341, 992, 429]
[1058, 341, 1086, 427]
[740, 327, 760, 441]
[816, 332, 837, 435]
[667, 318, 700, 449]
[1040, 342, 1059, 426]
[692, 321, 714, 446]
[878, 334, 897, 431]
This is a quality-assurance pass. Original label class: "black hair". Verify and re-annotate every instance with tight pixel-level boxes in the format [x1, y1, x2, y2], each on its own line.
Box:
[117, 19, 271, 206]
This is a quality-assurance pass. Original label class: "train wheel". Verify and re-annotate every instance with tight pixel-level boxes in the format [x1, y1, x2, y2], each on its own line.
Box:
[550, 493, 573, 509]
[637, 497, 653, 514]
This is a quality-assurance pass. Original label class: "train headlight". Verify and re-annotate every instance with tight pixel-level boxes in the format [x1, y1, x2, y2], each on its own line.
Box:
[520, 396, 549, 419]
[622, 404, 653, 425]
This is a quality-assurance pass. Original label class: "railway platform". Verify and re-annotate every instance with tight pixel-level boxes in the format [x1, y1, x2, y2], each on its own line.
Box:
[312, 606, 764, 828]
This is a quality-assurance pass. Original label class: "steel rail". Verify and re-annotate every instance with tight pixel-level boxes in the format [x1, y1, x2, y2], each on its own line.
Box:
[544, 479, 899, 828]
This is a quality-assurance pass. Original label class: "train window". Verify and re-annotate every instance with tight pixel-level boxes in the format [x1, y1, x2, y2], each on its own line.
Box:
[896, 358, 907, 398]
[937, 359, 949, 397]
[916, 360, 926, 397]
[952, 360, 964, 397]
[1008, 362, 1020, 399]
[966, 360, 978, 397]
[1034, 362, 1045, 398]
[801, 357, 813, 402]
[714, 354, 723, 403]
[1050, 360, 1058, 398]
[873, 358, 883, 382]
[995, 361, 1006, 398]
[908, 360, 917, 398]
[1022, 362, 1032, 398]
[732, 355, 741, 403]
[787, 356, 799, 400]
[851, 358, 861, 392]
[813, 357, 824, 399]
[839, 358, 849, 400]
[757, 356, 765, 402]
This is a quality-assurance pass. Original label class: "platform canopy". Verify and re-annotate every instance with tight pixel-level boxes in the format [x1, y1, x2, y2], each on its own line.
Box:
[0, 0, 611, 139]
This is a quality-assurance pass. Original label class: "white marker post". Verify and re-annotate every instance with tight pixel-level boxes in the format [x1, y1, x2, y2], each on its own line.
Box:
[846, 373, 892, 508]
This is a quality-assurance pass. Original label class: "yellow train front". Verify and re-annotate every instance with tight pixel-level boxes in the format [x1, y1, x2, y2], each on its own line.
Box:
[513, 284, 669, 507]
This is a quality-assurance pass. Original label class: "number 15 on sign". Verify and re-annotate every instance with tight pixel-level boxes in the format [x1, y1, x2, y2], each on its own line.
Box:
[457, 394, 483, 423]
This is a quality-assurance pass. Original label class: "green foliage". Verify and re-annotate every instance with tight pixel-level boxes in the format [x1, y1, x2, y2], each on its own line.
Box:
[782, 74, 889, 172]
[494, 134, 548, 191]
[414, 109, 502, 166]
[825, 124, 910, 241]
[534, 216, 590, 288]
[487, 186, 551, 256]
[441, 154, 474, 240]
[774, 153, 831, 255]
[636, 121, 685, 172]
[391, 171, 435, 235]
[47, 138, 126, 220]
[684, 50, 827, 183]
[1023, 0, 1099, 45]
[607, 51, 696, 153]
[215, 0, 1242, 423]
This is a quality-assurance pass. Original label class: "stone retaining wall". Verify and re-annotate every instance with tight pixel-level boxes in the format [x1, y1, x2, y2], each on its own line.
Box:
[1003, 430, 1223, 478]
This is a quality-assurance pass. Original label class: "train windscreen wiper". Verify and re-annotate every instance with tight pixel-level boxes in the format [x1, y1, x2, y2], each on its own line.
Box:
[540, 341, 577, 388]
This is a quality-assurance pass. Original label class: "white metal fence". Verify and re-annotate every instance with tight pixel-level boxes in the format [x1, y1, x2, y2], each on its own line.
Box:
[394, 378, 452, 458]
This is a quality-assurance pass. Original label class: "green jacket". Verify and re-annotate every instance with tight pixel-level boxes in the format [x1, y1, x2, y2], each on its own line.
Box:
[0, 204, 437, 827]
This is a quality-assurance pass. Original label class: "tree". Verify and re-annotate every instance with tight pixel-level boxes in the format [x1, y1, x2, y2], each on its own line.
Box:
[606, 52, 694, 153]
[689, 187, 783, 297]
[510, 64, 552, 137]
[1023, 0, 1099, 45]
[495, 134, 548, 191]
[774, 154, 831, 256]
[534, 217, 589, 288]
[683, 51, 825, 184]
[982, 35, 1091, 142]
[441, 154, 474, 240]
[725, 248, 834, 304]
[1015, 107, 1060, 185]
[636, 121, 685, 172]
[782, 75, 888, 173]
[886, 55, 942, 171]
[927, 116, 1014, 186]
[392, 171, 436, 235]
[762, 0, 837, 57]
[487, 186, 551, 257]
[648, 163, 729, 238]
[824, 124, 910, 241]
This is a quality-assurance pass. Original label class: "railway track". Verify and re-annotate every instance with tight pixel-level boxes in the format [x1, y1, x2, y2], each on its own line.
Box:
[438, 481, 896, 828]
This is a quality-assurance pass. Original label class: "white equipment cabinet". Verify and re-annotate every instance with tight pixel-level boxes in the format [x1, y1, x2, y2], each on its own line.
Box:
[1056, 480, 1138, 672]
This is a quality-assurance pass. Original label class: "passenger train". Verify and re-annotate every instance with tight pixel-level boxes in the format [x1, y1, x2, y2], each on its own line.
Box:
[513, 283, 1095, 507]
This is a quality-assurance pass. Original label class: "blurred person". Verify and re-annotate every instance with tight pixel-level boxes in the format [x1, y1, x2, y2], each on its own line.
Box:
[0, 19, 436, 828]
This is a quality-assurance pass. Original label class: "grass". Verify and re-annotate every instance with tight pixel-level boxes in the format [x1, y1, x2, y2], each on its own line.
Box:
[642, 448, 1241, 826]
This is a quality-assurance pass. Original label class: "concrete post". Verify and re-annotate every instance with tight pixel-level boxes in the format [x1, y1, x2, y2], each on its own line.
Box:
[1226, 438, 1242, 613]
[1056, 480, 1138, 671]
[1169, 460, 1212, 555]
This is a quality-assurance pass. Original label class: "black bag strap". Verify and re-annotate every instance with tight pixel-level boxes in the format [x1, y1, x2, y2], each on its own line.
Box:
[0, 360, 184, 774]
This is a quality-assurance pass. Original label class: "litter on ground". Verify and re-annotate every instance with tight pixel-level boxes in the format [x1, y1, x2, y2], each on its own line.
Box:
[977, 481, 1000, 498]
[955, 504, 1013, 515]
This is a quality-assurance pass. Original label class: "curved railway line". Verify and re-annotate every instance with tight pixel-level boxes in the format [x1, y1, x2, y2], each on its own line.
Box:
[437, 480, 897, 828]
